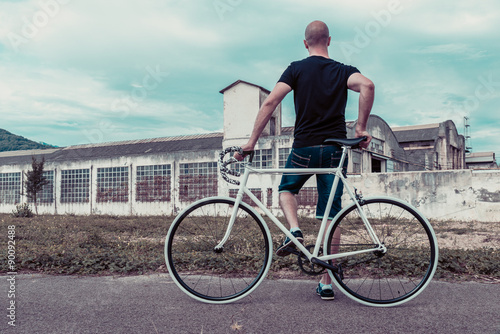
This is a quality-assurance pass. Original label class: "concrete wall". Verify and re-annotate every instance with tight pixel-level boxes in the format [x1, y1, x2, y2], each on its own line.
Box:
[343, 169, 500, 222]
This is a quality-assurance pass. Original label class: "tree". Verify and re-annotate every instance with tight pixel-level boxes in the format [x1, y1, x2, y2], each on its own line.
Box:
[25, 156, 49, 215]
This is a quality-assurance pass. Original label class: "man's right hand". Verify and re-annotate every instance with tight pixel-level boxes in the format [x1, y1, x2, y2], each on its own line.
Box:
[355, 129, 372, 149]
[234, 143, 254, 161]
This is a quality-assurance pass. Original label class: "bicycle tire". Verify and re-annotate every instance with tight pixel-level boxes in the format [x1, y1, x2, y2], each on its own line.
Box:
[325, 197, 438, 307]
[165, 197, 273, 304]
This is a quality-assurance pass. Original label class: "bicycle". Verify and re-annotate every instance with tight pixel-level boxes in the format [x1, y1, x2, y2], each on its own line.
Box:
[164, 137, 439, 307]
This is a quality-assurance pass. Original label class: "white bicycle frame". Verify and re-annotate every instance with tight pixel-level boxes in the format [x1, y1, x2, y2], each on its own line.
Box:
[215, 145, 387, 264]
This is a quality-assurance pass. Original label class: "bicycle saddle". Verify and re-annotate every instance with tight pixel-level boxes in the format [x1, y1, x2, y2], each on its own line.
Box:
[323, 136, 367, 149]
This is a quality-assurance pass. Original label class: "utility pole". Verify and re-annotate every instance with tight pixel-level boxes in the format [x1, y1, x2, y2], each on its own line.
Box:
[464, 116, 472, 154]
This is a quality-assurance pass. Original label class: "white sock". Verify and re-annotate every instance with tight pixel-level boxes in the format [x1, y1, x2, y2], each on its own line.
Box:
[290, 227, 301, 233]
[319, 282, 332, 290]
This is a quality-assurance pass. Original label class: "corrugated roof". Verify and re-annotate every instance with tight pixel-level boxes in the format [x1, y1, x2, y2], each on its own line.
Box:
[0, 133, 223, 166]
[0, 148, 60, 158]
[392, 126, 440, 143]
[468, 152, 495, 158]
[392, 123, 440, 131]
[64, 133, 222, 150]
[466, 152, 495, 163]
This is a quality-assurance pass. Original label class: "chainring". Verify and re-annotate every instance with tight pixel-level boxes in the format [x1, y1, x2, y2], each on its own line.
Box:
[297, 245, 326, 276]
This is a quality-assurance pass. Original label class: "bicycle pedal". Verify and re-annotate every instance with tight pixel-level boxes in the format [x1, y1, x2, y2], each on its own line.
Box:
[284, 247, 301, 256]
[310, 258, 338, 273]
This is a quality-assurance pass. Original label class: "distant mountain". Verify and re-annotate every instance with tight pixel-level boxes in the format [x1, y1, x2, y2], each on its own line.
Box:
[0, 129, 57, 152]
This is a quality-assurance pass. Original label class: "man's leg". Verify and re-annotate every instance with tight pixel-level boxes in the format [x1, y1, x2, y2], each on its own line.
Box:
[279, 191, 299, 230]
[316, 223, 338, 300]
[275, 191, 304, 256]
[319, 226, 340, 285]
[276, 147, 313, 256]
[316, 145, 345, 297]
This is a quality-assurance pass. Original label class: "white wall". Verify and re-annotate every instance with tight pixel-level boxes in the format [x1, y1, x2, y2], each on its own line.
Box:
[223, 83, 261, 144]
[2, 155, 499, 222]
[1, 150, 219, 216]
[343, 169, 500, 222]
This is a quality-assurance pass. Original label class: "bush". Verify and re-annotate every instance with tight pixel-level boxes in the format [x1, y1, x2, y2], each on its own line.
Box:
[12, 203, 34, 218]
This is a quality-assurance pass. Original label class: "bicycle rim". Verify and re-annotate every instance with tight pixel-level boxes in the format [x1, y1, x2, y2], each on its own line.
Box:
[326, 197, 438, 307]
[165, 197, 272, 303]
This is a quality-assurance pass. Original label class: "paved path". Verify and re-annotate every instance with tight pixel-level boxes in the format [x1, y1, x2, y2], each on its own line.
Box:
[1, 274, 499, 334]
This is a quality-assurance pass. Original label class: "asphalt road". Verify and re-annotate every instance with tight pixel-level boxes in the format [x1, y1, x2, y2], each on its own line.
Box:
[1, 274, 499, 334]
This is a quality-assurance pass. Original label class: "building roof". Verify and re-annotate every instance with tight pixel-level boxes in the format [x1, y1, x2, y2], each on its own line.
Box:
[392, 123, 440, 143]
[466, 152, 496, 163]
[0, 133, 223, 166]
[219, 80, 271, 94]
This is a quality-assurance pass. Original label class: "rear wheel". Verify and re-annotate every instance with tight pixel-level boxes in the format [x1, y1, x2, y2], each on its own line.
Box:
[165, 197, 272, 304]
[325, 197, 438, 307]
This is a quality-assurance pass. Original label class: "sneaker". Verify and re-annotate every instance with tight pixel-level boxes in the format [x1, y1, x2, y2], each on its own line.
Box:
[275, 230, 304, 257]
[316, 283, 335, 300]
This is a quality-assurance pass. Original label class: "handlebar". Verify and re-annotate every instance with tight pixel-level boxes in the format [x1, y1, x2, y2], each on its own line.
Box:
[219, 137, 368, 185]
[218, 147, 254, 185]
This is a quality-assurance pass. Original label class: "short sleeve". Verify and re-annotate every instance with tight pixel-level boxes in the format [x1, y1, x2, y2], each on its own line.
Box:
[278, 64, 294, 89]
[344, 64, 360, 79]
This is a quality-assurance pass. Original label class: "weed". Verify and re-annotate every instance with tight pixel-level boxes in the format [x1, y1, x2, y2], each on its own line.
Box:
[0, 214, 498, 280]
[11, 203, 34, 218]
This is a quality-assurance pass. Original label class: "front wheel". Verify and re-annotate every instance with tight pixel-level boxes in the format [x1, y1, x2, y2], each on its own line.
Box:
[165, 197, 272, 304]
[325, 197, 438, 307]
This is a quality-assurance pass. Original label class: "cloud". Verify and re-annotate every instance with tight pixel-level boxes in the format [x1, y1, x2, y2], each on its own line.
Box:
[387, 0, 500, 37]
[1, 0, 228, 70]
[410, 43, 488, 60]
[0, 57, 220, 146]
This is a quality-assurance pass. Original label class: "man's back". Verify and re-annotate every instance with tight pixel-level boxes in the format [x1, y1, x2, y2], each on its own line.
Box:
[278, 56, 359, 148]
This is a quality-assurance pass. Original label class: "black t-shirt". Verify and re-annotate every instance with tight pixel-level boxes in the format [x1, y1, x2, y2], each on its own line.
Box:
[278, 56, 359, 148]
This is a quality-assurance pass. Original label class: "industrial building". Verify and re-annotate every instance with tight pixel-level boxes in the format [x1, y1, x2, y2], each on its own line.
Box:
[0, 80, 476, 216]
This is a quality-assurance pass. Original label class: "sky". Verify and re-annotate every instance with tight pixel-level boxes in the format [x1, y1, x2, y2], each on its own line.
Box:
[0, 0, 499, 163]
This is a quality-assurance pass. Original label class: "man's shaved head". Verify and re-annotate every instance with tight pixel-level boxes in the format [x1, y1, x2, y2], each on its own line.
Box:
[305, 21, 330, 47]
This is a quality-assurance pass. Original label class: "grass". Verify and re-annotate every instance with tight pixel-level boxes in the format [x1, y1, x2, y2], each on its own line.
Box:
[1, 214, 498, 281]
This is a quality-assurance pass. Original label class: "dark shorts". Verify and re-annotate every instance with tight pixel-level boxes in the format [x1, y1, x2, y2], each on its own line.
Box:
[278, 145, 347, 220]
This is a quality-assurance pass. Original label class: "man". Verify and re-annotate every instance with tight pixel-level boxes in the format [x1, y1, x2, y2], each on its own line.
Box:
[236, 20, 374, 300]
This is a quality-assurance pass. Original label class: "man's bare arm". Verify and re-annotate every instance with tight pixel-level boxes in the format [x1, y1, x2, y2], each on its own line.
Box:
[236, 82, 292, 159]
[347, 72, 375, 148]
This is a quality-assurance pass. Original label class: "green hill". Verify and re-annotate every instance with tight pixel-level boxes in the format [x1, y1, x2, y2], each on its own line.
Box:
[0, 129, 56, 152]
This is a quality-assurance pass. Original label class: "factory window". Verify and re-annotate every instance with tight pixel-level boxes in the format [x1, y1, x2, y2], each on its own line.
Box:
[97, 167, 129, 203]
[297, 187, 318, 207]
[0, 172, 21, 204]
[279, 148, 291, 168]
[61, 169, 90, 203]
[28, 170, 54, 204]
[136, 164, 171, 202]
[267, 188, 273, 207]
[179, 162, 218, 202]
[254, 149, 273, 169]
[370, 138, 384, 155]
[229, 188, 262, 207]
